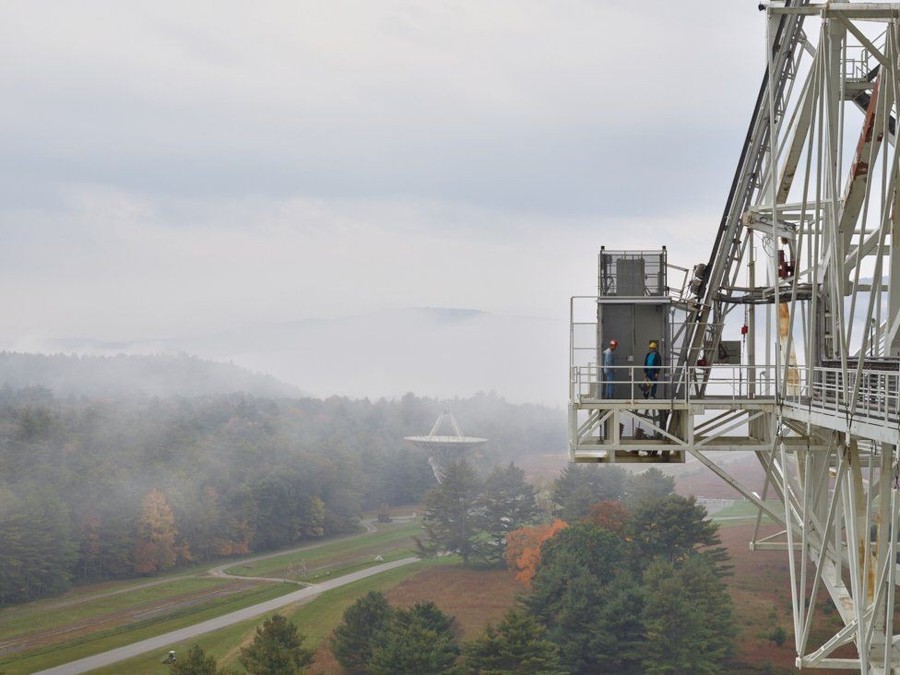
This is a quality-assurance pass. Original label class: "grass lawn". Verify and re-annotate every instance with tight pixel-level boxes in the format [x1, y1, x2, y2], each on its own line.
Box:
[713, 498, 782, 521]
[0, 577, 244, 641]
[0, 583, 295, 675]
[224, 522, 421, 580]
[0, 522, 423, 675]
[89, 557, 452, 675]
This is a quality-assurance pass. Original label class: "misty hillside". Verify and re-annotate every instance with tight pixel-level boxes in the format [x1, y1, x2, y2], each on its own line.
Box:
[39, 307, 569, 406]
[0, 387, 565, 604]
[0, 352, 303, 399]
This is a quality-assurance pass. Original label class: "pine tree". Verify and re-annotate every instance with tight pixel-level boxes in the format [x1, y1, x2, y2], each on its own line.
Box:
[628, 493, 731, 575]
[369, 603, 459, 675]
[415, 459, 482, 565]
[464, 609, 562, 673]
[640, 557, 735, 674]
[171, 644, 224, 675]
[239, 613, 314, 675]
[551, 465, 628, 522]
[471, 463, 540, 565]
[535, 566, 644, 674]
[524, 523, 626, 625]
[624, 467, 675, 510]
[331, 591, 392, 673]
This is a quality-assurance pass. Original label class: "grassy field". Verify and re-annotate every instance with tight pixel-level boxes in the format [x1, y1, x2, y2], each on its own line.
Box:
[224, 521, 422, 581]
[0, 583, 295, 675]
[0, 519, 424, 675]
[90, 558, 453, 675]
[712, 498, 782, 521]
[0, 508, 842, 675]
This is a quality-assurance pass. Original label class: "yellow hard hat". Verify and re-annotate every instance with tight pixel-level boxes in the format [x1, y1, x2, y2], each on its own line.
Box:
[649, 341, 658, 349]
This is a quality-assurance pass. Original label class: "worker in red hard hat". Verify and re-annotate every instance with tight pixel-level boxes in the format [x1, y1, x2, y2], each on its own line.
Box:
[602, 339, 618, 398]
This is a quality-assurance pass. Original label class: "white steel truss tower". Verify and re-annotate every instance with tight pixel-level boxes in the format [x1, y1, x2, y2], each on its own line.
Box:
[569, 3, 900, 671]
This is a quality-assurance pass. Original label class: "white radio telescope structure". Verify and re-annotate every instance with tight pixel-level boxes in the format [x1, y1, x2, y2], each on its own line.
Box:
[404, 410, 487, 482]
[569, 3, 900, 671]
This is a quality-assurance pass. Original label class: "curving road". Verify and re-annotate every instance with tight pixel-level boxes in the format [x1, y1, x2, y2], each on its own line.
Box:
[35, 556, 419, 674]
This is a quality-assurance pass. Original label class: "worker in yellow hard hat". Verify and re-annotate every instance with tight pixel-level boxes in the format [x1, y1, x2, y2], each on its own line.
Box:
[643, 340, 662, 399]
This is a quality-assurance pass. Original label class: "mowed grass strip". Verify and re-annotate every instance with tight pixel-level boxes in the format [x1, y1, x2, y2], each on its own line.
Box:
[0, 524, 424, 674]
[0, 577, 238, 640]
[88, 557, 452, 675]
[223, 522, 422, 579]
[712, 498, 782, 521]
[0, 582, 295, 675]
[0, 570, 210, 635]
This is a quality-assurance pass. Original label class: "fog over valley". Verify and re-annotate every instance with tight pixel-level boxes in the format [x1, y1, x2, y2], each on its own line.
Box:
[22, 307, 565, 406]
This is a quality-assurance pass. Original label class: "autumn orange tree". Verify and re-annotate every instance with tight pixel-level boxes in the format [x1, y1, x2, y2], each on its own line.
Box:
[133, 488, 187, 574]
[505, 519, 567, 588]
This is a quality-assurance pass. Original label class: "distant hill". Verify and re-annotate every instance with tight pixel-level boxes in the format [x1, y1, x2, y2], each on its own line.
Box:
[37, 307, 568, 406]
[0, 352, 304, 399]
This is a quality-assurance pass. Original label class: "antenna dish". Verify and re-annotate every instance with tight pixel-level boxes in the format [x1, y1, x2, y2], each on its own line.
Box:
[404, 410, 487, 482]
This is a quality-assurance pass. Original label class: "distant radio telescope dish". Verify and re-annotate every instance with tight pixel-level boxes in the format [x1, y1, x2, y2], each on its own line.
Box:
[404, 410, 487, 482]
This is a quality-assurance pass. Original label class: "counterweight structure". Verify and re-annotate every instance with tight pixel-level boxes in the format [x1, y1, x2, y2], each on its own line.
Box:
[569, 3, 900, 671]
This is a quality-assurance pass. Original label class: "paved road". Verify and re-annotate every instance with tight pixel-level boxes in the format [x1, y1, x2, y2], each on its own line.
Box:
[35, 557, 419, 675]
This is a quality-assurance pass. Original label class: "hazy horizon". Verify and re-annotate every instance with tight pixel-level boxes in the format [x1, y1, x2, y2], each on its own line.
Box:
[5, 306, 568, 406]
[1, 2, 772, 404]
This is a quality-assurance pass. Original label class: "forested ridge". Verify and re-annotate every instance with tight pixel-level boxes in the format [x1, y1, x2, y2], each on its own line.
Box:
[0, 352, 303, 399]
[0, 385, 564, 605]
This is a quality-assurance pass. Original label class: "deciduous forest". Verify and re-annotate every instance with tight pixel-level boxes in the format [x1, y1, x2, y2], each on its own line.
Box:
[0, 377, 563, 605]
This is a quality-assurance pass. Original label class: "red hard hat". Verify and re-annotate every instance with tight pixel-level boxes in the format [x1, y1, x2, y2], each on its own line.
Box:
[609, 339, 618, 347]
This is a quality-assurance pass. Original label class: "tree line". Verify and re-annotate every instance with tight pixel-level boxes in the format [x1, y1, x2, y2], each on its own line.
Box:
[0, 387, 563, 604]
[168, 462, 736, 673]
[342, 461, 736, 674]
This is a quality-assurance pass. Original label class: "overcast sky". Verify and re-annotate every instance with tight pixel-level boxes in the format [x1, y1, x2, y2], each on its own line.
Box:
[0, 1, 768, 347]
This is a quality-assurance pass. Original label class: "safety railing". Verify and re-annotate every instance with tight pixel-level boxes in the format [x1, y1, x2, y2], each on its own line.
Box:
[570, 363, 778, 404]
[782, 366, 900, 424]
[573, 361, 900, 425]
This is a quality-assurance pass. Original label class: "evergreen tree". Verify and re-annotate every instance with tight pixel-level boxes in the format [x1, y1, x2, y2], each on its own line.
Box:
[471, 463, 539, 564]
[171, 644, 224, 675]
[331, 591, 392, 673]
[514, 510, 738, 674]
[369, 603, 459, 675]
[0, 486, 78, 603]
[640, 556, 735, 674]
[464, 609, 562, 673]
[239, 613, 314, 675]
[525, 523, 626, 624]
[537, 565, 643, 673]
[624, 467, 675, 510]
[552, 465, 628, 522]
[415, 459, 482, 565]
[551, 569, 616, 672]
[398, 600, 455, 634]
[628, 494, 731, 575]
